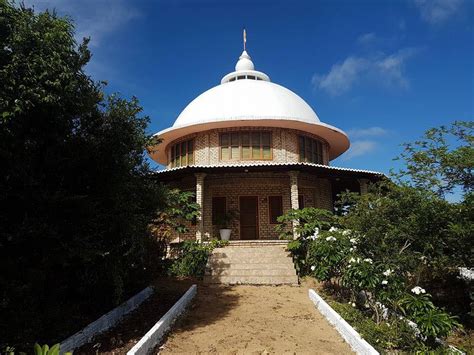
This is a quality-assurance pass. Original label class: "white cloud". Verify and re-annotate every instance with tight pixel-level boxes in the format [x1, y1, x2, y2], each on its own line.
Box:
[347, 127, 388, 138]
[414, 0, 463, 25]
[312, 57, 368, 96]
[357, 32, 376, 45]
[22, 0, 140, 46]
[342, 140, 378, 160]
[312, 48, 418, 96]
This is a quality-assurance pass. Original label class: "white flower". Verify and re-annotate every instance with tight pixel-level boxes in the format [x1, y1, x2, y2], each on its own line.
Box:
[310, 265, 316, 271]
[351, 302, 356, 307]
[349, 257, 356, 263]
[349, 238, 357, 244]
[325, 236, 336, 242]
[329, 226, 338, 232]
[364, 258, 373, 264]
[383, 269, 393, 277]
[309, 228, 320, 240]
[381, 280, 388, 285]
[357, 257, 361, 263]
[411, 286, 426, 295]
[349, 247, 354, 252]
[342, 229, 351, 236]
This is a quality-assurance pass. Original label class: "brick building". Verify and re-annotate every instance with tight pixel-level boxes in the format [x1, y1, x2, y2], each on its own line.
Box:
[149, 48, 382, 241]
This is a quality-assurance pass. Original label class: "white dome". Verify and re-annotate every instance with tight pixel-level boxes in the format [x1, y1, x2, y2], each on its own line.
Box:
[173, 80, 320, 127]
[150, 47, 350, 164]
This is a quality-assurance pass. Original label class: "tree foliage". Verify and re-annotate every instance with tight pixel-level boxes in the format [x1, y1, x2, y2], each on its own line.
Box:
[393, 120, 473, 196]
[0, 1, 189, 347]
[277, 122, 473, 349]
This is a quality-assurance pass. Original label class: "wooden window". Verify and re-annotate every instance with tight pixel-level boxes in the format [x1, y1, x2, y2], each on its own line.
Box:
[269, 196, 283, 224]
[298, 195, 305, 209]
[170, 139, 194, 167]
[231, 132, 239, 160]
[212, 197, 226, 225]
[220, 131, 272, 161]
[220, 133, 230, 160]
[241, 132, 250, 159]
[298, 135, 324, 164]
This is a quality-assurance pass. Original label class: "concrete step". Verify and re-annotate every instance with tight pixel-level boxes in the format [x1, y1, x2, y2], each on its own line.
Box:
[205, 268, 297, 277]
[208, 257, 292, 264]
[210, 249, 290, 257]
[213, 246, 288, 253]
[206, 263, 294, 270]
[203, 275, 298, 285]
[227, 240, 289, 247]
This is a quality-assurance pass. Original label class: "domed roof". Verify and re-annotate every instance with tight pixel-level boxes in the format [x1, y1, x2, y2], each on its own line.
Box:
[150, 47, 350, 164]
[173, 79, 320, 128]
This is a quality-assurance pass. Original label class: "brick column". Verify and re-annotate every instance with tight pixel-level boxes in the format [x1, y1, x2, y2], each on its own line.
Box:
[288, 171, 300, 239]
[195, 173, 206, 242]
[358, 178, 370, 195]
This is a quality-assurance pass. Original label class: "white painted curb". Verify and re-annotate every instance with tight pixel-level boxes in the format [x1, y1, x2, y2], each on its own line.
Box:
[60, 286, 154, 353]
[127, 284, 197, 355]
[309, 289, 379, 355]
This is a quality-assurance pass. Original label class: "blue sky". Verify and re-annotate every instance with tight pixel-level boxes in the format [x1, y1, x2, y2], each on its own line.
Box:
[26, 0, 473, 173]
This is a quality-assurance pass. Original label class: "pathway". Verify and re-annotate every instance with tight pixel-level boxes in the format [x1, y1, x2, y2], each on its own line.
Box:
[158, 282, 353, 354]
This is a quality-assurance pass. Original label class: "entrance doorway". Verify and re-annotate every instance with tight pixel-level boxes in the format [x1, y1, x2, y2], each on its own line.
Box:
[239, 196, 259, 240]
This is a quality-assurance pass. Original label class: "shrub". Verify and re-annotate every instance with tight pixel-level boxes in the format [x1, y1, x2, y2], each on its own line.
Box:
[169, 240, 227, 277]
[329, 300, 417, 352]
[307, 228, 351, 282]
[33, 343, 71, 355]
[398, 291, 461, 341]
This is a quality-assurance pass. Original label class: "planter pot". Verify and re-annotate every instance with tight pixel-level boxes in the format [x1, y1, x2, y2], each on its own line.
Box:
[219, 229, 232, 241]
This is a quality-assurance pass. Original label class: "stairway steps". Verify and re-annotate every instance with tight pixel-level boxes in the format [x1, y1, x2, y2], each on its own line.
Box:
[203, 275, 298, 285]
[206, 263, 294, 270]
[205, 268, 297, 276]
[208, 257, 292, 264]
[205, 244, 298, 285]
[211, 248, 290, 256]
[227, 241, 289, 246]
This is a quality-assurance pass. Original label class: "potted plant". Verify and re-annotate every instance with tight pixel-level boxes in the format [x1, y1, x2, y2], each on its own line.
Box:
[216, 210, 239, 241]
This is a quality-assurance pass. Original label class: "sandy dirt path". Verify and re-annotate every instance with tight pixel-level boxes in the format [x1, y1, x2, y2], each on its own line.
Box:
[158, 282, 353, 354]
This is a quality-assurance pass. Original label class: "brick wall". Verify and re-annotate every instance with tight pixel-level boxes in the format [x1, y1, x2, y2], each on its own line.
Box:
[165, 171, 333, 242]
[166, 127, 330, 168]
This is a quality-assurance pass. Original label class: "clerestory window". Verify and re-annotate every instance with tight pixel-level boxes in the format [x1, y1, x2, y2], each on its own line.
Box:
[220, 131, 272, 161]
[298, 135, 324, 164]
[170, 139, 194, 167]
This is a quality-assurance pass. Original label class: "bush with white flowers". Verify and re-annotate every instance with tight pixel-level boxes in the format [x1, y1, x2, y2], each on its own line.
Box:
[277, 206, 463, 347]
[306, 228, 351, 282]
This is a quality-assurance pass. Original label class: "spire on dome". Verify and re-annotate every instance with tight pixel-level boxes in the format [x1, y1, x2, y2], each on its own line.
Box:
[220, 30, 271, 84]
[235, 50, 255, 71]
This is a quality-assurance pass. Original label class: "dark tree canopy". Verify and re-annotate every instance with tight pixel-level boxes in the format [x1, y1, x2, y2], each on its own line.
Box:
[0, 1, 174, 347]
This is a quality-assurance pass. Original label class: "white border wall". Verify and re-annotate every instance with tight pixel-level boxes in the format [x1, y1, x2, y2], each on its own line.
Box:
[309, 289, 379, 355]
[127, 284, 197, 355]
[60, 286, 154, 353]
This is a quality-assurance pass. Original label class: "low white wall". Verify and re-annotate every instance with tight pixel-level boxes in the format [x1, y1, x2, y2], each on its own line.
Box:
[127, 284, 197, 355]
[308, 289, 379, 355]
[60, 286, 154, 353]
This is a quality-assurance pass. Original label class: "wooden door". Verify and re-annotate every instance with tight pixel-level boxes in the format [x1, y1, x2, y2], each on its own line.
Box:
[239, 196, 259, 240]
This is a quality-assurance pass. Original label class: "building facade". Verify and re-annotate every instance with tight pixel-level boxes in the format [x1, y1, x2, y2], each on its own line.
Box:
[149, 48, 382, 241]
